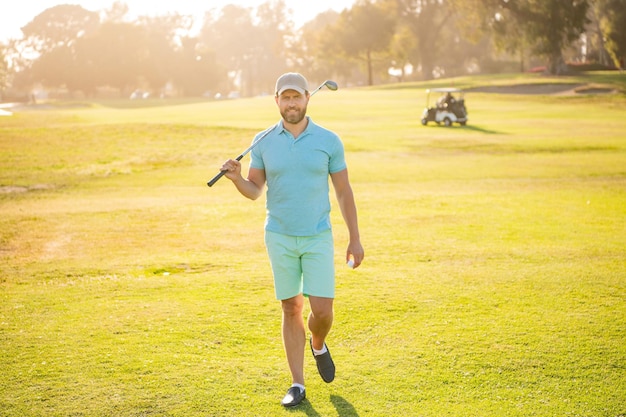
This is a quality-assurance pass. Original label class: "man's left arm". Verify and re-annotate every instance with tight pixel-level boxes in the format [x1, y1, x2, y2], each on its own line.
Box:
[331, 169, 364, 268]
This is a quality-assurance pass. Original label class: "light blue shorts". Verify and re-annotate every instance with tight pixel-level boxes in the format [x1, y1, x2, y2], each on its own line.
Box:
[264, 229, 335, 300]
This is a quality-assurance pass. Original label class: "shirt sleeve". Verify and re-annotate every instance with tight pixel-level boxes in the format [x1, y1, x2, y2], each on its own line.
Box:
[329, 136, 347, 174]
[249, 134, 265, 170]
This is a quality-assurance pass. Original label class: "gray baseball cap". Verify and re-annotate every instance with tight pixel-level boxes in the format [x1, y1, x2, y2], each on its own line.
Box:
[275, 73, 308, 96]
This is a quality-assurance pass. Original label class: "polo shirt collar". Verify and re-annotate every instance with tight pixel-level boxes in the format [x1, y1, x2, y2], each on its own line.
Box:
[279, 116, 314, 138]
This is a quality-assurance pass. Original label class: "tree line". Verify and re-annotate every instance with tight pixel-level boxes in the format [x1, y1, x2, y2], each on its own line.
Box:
[1, 0, 624, 100]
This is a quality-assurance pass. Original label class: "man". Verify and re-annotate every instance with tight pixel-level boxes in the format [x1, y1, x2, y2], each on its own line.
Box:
[437, 92, 455, 108]
[219, 72, 364, 407]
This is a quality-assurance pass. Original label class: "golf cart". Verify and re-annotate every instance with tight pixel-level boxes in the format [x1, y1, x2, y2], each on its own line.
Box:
[421, 88, 468, 126]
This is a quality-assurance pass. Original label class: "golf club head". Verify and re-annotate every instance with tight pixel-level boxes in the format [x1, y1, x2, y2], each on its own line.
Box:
[324, 80, 338, 91]
[310, 80, 338, 96]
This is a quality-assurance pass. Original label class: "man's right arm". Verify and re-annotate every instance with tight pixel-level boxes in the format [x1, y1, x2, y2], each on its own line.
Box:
[221, 159, 265, 200]
[236, 167, 265, 200]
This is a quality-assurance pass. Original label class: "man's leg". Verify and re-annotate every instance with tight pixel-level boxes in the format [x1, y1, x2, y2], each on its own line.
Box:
[308, 296, 335, 383]
[281, 294, 306, 385]
[308, 296, 334, 350]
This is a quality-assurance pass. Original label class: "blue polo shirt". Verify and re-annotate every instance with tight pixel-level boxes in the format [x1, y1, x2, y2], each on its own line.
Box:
[250, 117, 347, 236]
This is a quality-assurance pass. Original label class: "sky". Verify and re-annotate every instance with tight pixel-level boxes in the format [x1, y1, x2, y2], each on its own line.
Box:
[0, 0, 357, 42]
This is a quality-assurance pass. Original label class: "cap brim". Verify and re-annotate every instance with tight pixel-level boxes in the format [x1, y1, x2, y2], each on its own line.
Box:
[277, 85, 306, 95]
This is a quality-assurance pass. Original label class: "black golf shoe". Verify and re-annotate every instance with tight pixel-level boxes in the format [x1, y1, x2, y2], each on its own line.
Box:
[310, 337, 335, 383]
[281, 386, 305, 407]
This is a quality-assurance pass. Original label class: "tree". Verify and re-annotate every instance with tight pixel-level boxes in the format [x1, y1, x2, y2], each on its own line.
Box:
[387, 23, 417, 81]
[173, 36, 226, 96]
[137, 14, 191, 92]
[200, 1, 293, 96]
[593, 0, 626, 68]
[103, 1, 130, 23]
[16, 5, 101, 94]
[84, 22, 147, 95]
[21, 4, 100, 52]
[0, 46, 9, 97]
[395, 0, 454, 80]
[585, 3, 612, 66]
[288, 10, 345, 84]
[201, 4, 258, 95]
[321, 0, 396, 85]
[520, 0, 588, 74]
[458, 0, 589, 74]
[252, 0, 294, 94]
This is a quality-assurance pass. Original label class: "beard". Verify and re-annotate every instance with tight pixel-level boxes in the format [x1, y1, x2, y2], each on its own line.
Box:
[280, 106, 307, 125]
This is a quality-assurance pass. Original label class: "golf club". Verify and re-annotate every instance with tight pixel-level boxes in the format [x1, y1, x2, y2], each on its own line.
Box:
[310, 80, 338, 95]
[207, 80, 338, 187]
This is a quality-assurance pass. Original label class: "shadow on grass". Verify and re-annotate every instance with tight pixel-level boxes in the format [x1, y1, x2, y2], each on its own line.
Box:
[285, 396, 359, 416]
[330, 395, 359, 417]
[285, 399, 322, 416]
[421, 124, 503, 134]
[461, 124, 503, 134]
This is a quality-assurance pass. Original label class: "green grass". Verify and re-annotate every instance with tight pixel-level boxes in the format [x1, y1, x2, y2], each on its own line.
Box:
[1, 73, 625, 416]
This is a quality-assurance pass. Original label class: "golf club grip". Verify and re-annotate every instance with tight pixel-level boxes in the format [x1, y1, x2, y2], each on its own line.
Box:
[207, 155, 244, 187]
[207, 170, 227, 187]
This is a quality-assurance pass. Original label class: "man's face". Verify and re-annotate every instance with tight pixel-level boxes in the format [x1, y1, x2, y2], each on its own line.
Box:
[276, 89, 309, 125]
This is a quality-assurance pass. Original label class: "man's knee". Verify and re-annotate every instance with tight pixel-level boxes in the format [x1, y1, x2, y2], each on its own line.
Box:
[281, 295, 304, 316]
[309, 297, 334, 321]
